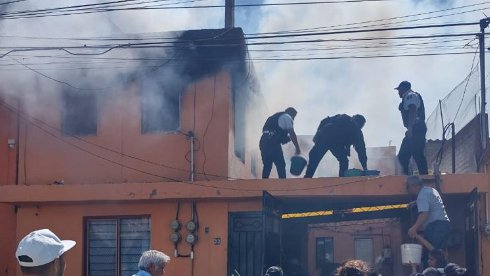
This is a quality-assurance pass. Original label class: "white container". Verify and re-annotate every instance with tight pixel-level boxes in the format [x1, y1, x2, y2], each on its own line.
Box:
[401, 243, 423, 265]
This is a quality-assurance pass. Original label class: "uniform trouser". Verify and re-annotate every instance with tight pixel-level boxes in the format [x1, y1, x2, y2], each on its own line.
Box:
[304, 143, 349, 177]
[422, 220, 451, 268]
[260, 135, 286, 179]
[398, 129, 428, 175]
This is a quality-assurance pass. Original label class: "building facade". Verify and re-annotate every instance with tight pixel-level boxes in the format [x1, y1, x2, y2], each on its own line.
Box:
[1, 28, 490, 276]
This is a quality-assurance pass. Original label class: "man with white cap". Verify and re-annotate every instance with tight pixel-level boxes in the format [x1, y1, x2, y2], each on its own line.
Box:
[16, 229, 76, 276]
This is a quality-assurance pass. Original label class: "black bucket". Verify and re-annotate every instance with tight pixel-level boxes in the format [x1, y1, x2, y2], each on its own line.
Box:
[290, 156, 307, 176]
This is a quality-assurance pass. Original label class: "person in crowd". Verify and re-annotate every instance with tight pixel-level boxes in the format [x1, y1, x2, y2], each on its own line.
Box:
[335, 259, 376, 276]
[16, 229, 76, 276]
[411, 249, 447, 275]
[133, 250, 170, 276]
[395, 80, 428, 175]
[304, 114, 367, 177]
[406, 176, 450, 268]
[260, 107, 301, 178]
[444, 263, 469, 276]
[264, 266, 284, 276]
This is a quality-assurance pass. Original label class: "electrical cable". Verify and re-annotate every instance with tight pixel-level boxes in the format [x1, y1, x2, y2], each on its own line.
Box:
[0, 1, 396, 21]
[0, 100, 239, 181]
[3, 100, 396, 192]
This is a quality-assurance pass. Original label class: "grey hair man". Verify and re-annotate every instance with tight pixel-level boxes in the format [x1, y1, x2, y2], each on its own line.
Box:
[133, 250, 171, 276]
[406, 175, 450, 268]
[16, 229, 76, 276]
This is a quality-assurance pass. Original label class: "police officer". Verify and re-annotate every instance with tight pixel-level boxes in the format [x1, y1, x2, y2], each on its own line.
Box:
[260, 107, 301, 179]
[304, 114, 367, 177]
[395, 81, 428, 175]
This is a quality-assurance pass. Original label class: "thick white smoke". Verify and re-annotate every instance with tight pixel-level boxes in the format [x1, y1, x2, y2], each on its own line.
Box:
[252, 0, 486, 151]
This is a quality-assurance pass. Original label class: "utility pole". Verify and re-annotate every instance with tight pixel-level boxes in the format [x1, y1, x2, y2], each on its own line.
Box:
[225, 0, 235, 29]
[479, 18, 489, 150]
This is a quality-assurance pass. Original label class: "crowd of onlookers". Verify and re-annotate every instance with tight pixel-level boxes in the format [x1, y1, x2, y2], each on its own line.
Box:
[14, 228, 469, 276]
[264, 257, 469, 276]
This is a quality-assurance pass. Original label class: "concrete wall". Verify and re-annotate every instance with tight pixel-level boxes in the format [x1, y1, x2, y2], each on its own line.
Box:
[12, 200, 261, 276]
[11, 72, 233, 185]
[0, 97, 19, 276]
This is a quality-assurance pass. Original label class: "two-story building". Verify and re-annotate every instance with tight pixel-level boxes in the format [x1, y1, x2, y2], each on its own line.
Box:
[1, 27, 490, 276]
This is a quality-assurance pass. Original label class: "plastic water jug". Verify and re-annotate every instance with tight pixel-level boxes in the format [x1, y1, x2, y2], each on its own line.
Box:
[290, 156, 307, 176]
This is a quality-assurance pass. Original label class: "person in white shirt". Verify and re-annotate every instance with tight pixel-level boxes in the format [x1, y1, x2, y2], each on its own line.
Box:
[260, 107, 301, 178]
[395, 81, 428, 175]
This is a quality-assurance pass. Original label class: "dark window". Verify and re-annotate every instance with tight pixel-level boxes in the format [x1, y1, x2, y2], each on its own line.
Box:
[141, 80, 180, 133]
[86, 217, 151, 276]
[62, 91, 97, 136]
[316, 237, 334, 268]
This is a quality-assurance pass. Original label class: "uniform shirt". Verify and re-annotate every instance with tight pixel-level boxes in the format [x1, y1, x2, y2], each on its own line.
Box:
[400, 90, 426, 129]
[278, 113, 294, 131]
[416, 186, 450, 227]
[402, 90, 422, 110]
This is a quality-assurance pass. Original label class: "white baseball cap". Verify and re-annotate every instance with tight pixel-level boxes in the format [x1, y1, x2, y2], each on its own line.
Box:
[16, 229, 76, 267]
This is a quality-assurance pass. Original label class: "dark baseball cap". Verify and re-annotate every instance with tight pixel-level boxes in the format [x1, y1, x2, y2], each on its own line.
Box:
[395, 81, 411, 91]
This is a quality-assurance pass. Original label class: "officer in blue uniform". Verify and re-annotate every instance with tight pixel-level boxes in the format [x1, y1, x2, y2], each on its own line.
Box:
[260, 107, 301, 179]
[396, 81, 428, 175]
[304, 114, 368, 177]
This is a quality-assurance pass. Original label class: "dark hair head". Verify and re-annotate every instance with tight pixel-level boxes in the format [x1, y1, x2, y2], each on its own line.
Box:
[352, 114, 366, 128]
[429, 249, 447, 267]
[285, 107, 297, 117]
[265, 266, 283, 276]
[406, 175, 423, 186]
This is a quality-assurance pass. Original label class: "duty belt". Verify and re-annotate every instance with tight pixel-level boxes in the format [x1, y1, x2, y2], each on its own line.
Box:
[263, 130, 275, 135]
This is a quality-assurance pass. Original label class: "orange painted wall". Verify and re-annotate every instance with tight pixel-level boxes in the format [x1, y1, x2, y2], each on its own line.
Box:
[0, 98, 18, 276]
[0, 101, 17, 186]
[8, 70, 256, 186]
[13, 200, 261, 276]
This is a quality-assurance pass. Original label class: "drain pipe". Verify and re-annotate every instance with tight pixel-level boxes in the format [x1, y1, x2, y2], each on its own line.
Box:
[188, 131, 195, 182]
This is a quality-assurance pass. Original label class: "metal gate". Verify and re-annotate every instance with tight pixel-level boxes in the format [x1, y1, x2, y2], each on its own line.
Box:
[262, 191, 282, 274]
[228, 212, 263, 276]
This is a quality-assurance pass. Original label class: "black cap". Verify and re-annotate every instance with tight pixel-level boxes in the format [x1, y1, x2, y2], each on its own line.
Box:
[395, 81, 411, 91]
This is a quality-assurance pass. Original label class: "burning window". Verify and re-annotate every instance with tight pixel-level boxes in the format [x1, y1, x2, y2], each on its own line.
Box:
[85, 217, 150, 276]
[140, 80, 180, 134]
[62, 90, 97, 136]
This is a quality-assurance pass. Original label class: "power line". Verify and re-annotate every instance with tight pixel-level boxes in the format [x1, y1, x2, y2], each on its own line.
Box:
[1, 97, 392, 192]
[248, 2, 490, 35]
[0, 0, 395, 20]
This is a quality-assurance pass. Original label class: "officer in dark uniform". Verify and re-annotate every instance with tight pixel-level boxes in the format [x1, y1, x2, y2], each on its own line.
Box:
[304, 114, 368, 177]
[260, 107, 301, 179]
[395, 81, 428, 175]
